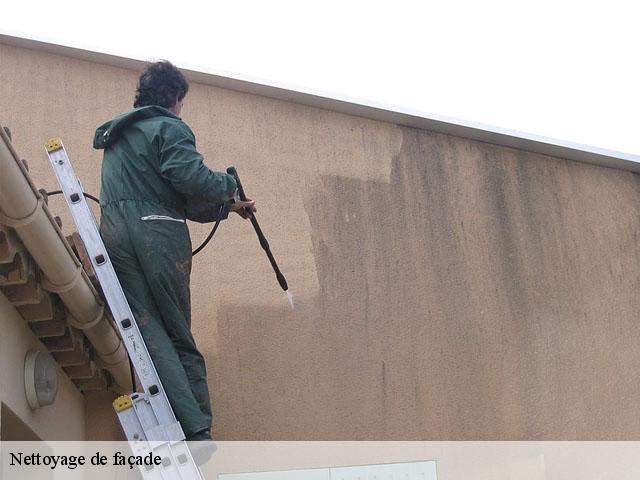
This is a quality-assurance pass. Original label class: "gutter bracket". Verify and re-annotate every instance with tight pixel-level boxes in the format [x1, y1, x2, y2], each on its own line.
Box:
[0, 196, 44, 228]
[41, 264, 84, 294]
[66, 305, 105, 331]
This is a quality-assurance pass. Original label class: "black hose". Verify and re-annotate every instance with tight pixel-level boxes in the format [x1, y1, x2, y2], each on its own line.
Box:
[191, 218, 222, 256]
[46, 189, 101, 204]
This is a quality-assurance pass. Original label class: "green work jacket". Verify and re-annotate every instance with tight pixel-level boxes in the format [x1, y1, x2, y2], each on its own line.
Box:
[94, 105, 236, 222]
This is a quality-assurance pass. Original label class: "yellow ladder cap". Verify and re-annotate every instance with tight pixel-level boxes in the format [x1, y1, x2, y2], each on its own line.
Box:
[45, 138, 62, 153]
[113, 395, 133, 412]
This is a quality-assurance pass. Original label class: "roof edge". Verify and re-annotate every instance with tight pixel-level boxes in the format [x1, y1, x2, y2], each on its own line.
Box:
[1, 32, 639, 173]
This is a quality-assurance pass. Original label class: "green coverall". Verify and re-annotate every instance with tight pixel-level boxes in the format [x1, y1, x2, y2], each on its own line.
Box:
[93, 106, 237, 438]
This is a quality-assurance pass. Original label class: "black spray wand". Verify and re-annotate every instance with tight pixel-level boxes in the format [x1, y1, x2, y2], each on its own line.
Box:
[226, 166, 289, 293]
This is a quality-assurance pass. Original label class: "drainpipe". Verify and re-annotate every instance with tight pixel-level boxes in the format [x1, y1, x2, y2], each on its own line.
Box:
[0, 128, 132, 393]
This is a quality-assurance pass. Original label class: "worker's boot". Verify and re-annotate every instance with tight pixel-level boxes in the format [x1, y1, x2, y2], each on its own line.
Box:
[188, 429, 217, 466]
[188, 429, 212, 441]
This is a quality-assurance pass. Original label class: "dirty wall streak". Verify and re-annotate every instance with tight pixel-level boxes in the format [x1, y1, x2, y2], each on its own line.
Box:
[213, 127, 640, 440]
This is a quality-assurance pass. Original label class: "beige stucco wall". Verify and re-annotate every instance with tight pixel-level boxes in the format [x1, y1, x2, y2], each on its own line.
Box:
[0, 292, 85, 440]
[1, 41, 639, 441]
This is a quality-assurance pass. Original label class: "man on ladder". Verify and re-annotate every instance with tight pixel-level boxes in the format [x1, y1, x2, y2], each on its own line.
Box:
[93, 60, 255, 443]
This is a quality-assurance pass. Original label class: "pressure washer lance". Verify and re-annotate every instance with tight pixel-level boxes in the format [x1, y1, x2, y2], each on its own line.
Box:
[226, 166, 293, 308]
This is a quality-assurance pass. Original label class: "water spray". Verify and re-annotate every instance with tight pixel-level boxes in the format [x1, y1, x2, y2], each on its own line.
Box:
[226, 166, 292, 309]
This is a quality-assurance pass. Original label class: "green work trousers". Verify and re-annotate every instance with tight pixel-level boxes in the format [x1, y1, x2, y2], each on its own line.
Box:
[100, 199, 212, 438]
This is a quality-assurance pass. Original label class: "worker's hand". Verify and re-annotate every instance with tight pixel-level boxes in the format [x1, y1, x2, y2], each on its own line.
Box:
[230, 198, 256, 219]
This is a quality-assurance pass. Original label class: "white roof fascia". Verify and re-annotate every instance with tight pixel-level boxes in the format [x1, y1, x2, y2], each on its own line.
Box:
[1, 32, 639, 173]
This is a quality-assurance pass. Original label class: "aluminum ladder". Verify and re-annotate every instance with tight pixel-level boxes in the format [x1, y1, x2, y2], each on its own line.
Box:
[45, 137, 205, 480]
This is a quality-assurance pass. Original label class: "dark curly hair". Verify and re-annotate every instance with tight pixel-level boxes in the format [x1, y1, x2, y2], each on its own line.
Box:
[133, 60, 189, 109]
